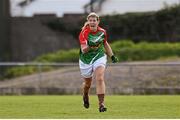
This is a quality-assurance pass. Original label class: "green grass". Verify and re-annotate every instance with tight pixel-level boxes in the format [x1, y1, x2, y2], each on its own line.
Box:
[0, 95, 180, 119]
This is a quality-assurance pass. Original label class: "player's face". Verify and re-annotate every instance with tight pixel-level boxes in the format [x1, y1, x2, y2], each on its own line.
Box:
[88, 16, 99, 32]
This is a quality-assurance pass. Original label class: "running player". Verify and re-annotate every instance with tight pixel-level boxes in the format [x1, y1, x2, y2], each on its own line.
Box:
[79, 12, 118, 112]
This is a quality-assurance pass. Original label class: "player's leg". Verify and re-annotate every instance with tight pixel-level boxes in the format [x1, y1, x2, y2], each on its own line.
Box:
[94, 66, 107, 112]
[82, 77, 92, 108]
[79, 60, 93, 109]
[93, 55, 107, 112]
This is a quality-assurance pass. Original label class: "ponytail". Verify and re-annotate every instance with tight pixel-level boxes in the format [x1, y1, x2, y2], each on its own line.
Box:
[81, 21, 89, 30]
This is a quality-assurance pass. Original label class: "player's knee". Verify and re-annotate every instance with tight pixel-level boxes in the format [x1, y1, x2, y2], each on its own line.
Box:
[84, 81, 91, 88]
[85, 83, 91, 88]
[96, 76, 104, 83]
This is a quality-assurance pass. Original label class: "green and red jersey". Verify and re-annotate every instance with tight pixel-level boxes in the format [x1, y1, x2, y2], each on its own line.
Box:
[79, 26, 107, 64]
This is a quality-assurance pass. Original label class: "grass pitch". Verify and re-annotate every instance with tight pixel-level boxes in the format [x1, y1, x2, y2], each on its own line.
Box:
[0, 95, 180, 119]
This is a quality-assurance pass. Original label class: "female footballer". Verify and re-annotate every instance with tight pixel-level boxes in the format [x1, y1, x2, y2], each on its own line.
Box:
[79, 12, 118, 112]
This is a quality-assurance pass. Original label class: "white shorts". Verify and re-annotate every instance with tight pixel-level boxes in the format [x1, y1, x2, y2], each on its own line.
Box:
[79, 55, 107, 78]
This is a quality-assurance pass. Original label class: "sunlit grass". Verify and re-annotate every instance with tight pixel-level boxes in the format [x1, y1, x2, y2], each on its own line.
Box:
[0, 95, 180, 119]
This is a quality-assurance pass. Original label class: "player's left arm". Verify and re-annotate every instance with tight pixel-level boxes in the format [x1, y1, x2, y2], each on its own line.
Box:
[103, 31, 118, 63]
[104, 41, 113, 58]
[104, 41, 118, 63]
[103, 30, 113, 57]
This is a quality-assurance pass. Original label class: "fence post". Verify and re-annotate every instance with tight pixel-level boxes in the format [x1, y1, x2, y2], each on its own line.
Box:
[129, 65, 133, 81]
[37, 63, 42, 91]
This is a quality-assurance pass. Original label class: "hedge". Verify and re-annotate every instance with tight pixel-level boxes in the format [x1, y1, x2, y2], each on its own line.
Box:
[2, 40, 180, 79]
[47, 4, 180, 43]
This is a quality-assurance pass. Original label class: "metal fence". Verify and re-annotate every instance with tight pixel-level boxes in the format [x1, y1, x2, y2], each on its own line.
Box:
[0, 62, 180, 95]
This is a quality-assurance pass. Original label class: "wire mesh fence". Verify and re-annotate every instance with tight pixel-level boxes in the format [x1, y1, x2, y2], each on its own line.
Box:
[0, 62, 180, 95]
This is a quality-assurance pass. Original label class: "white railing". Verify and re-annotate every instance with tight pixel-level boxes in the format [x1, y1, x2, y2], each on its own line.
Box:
[1, 62, 180, 81]
[1, 61, 180, 66]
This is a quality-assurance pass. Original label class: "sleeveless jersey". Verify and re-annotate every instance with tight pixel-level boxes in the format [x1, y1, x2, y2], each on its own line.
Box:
[79, 26, 107, 64]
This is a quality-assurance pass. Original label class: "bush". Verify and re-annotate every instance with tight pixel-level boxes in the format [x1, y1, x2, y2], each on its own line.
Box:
[3, 41, 180, 79]
[35, 49, 79, 62]
[112, 41, 180, 61]
[2, 49, 79, 79]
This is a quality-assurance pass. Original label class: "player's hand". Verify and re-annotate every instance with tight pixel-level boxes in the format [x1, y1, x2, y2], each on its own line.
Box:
[111, 55, 118, 63]
[90, 44, 100, 50]
[90, 46, 99, 50]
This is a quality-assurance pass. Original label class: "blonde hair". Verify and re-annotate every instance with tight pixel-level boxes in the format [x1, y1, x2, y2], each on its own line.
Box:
[82, 12, 100, 30]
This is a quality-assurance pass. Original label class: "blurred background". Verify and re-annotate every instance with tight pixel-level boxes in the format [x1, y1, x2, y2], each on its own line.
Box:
[0, 0, 180, 95]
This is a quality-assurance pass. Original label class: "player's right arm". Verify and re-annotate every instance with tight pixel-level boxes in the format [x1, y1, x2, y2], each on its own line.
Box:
[79, 29, 89, 53]
[81, 44, 89, 53]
